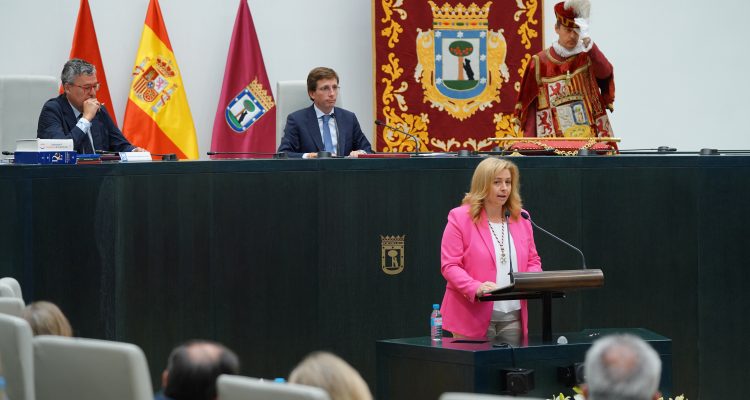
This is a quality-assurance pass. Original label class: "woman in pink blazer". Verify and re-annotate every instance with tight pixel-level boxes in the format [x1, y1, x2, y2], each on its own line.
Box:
[440, 158, 542, 339]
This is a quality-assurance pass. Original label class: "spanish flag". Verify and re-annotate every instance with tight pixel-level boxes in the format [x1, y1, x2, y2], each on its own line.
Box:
[66, 0, 118, 126]
[123, 0, 198, 159]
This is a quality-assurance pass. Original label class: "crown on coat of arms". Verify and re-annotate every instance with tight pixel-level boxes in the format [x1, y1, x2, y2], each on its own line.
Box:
[248, 79, 275, 110]
[381, 235, 405, 247]
[428, 1, 491, 29]
[154, 57, 176, 78]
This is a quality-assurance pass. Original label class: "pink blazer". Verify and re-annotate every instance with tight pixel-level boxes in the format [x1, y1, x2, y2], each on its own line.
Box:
[440, 204, 542, 338]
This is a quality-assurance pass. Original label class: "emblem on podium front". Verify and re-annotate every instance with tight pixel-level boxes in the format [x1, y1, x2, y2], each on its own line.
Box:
[381, 235, 405, 275]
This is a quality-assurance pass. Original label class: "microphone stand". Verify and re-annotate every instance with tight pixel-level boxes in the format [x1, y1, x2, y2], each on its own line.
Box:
[521, 212, 587, 269]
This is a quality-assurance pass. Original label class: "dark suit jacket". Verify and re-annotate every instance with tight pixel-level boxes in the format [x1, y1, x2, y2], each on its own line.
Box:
[277, 105, 372, 158]
[37, 94, 134, 153]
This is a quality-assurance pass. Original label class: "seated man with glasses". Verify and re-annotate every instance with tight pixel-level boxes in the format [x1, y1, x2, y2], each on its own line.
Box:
[278, 67, 372, 158]
[37, 58, 143, 154]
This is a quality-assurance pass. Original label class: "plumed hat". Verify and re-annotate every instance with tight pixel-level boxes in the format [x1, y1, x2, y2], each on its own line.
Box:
[554, 0, 591, 28]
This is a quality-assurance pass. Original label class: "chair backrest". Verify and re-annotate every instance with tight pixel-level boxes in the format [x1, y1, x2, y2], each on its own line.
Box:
[0, 75, 59, 152]
[0, 298, 25, 317]
[0, 277, 23, 300]
[0, 313, 35, 400]
[218, 374, 331, 400]
[440, 393, 544, 400]
[33, 336, 153, 400]
[275, 80, 344, 150]
[0, 283, 15, 298]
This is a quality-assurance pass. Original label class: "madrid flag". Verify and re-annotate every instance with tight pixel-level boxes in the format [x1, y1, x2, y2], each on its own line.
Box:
[123, 0, 198, 159]
[66, 0, 117, 126]
[210, 0, 275, 157]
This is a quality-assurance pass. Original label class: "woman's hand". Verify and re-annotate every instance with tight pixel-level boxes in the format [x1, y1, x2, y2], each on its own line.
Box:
[476, 281, 498, 297]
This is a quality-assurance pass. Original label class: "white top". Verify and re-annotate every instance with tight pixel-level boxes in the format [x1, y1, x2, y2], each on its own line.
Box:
[489, 220, 521, 314]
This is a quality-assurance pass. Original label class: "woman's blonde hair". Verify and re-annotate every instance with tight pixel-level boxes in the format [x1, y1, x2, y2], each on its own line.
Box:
[22, 301, 73, 337]
[462, 157, 523, 222]
[289, 351, 372, 400]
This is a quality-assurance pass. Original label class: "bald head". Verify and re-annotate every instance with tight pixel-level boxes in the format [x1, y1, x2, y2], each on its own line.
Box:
[163, 340, 239, 400]
[184, 342, 223, 364]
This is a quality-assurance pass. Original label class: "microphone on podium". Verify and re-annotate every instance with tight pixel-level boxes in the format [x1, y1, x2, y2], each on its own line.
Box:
[520, 211, 587, 269]
[374, 120, 422, 153]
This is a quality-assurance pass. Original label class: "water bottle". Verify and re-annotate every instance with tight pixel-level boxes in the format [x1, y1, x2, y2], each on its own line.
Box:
[0, 376, 8, 400]
[430, 303, 443, 341]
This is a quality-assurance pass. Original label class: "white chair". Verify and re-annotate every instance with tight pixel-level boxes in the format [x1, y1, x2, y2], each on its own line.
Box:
[0, 313, 35, 400]
[218, 374, 330, 400]
[0, 277, 23, 301]
[0, 298, 25, 317]
[440, 393, 544, 400]
[33, 336, 153, 400]
[275, 80, 344, 150]
[0, 283, 15, 298]
[0, 75, 59, 153]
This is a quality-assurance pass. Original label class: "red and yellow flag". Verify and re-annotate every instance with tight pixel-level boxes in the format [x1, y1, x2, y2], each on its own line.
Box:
[65, 0, 118, 126]
[123, 0, 198, 159]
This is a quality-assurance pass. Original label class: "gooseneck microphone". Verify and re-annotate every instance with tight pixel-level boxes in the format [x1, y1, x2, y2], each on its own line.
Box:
[520, 211, 587, 269]
[505, 209, 515, 282]
[374, 120, 422, 153]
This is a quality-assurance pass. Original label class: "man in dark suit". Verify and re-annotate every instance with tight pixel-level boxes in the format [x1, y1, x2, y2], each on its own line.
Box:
[278, 67, 372, 158]
[37, 58, 142, 154]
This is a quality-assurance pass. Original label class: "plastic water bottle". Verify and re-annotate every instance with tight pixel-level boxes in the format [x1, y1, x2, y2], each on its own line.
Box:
[430, 303, 443, 341]
[0, 376, 8, 400]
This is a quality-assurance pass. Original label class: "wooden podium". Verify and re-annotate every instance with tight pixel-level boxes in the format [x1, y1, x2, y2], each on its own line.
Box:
[479, 269, 604, 342]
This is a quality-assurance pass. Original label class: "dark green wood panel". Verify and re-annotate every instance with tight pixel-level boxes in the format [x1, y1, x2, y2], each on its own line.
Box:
[580, 166, 700, 398]
[697, 166, 750, 400]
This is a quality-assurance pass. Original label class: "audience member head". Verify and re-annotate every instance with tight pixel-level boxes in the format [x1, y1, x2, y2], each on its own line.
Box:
[22, 301, 73, 337]
[584, 334, 662, 400]
[289, 351, 372, 400]
[462, 157, 523, 222]
[162, 340, 240, 400]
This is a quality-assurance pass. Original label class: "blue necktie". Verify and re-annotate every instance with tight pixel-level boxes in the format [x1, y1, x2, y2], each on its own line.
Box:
[321, 114, 334, 153]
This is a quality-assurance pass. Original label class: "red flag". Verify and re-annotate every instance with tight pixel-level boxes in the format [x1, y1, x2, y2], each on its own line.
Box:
[66, 0, 118, 126]
[210, 0, 276, 158]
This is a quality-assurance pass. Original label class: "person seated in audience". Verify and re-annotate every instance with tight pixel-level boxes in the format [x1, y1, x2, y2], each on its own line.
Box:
[155, 340, 239, 400]
[22, 300, 73, 337]
[289, 351, 372, 400]
[583, 334, 662, 400]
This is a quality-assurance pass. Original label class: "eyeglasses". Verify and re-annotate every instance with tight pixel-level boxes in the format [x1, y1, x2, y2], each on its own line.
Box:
[69, 82, 100, 92]
[316, 85, 340, 93]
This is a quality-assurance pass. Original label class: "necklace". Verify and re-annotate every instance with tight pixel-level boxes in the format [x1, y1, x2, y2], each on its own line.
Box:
[488, 218, 507, 264]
